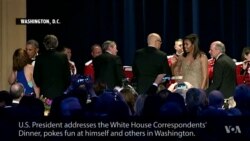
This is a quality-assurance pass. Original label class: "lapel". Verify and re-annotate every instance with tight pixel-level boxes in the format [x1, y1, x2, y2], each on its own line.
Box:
[215, 54, 224, 64]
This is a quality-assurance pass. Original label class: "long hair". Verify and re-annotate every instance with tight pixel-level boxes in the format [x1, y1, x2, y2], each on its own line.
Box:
[183, 34, 203, 59]
[12, 48, 31, 71]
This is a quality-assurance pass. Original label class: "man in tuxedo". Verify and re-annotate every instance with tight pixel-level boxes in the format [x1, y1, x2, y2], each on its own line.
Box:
[133, 33, 172, 94]
[93, 40, 124, 89]
[25, 39, 39, 66]
[206, 41, 236, 98]
[33, 35, 71, 99]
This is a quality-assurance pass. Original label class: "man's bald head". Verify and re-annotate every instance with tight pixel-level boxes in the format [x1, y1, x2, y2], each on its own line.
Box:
[10, 83, 24, 99]
[147, 33, 162, 49]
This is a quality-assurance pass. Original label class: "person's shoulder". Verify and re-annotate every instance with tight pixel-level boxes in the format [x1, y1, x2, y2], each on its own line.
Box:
[157, 49, 166, 55]
[200, 53, 208, 60]
[216, 54, 231, 64]
[95, 52, 118, 60]
[200, 52, 207, 56]
[105, 52, 120, 59]
[24, 64, 34, 74]
[219, 54, 231, 61]
[135, 48, 145, 53]
[55, 52, 68, 59]
[93, 54, 102, 62]
[55, 51, 65, 56]
[25, 64, 34, 69]
[102, 52, 115, 59]
[112, 54, 121, 61]
[154, 49, 166, 57]
[224, 54, 234, 60]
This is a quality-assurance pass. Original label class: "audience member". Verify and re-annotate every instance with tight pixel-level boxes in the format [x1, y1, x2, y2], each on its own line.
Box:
[84, 44, 102, 80]
[159, 92, 186, 117]
[9, 83, 25, 107]
[93, 40, 124, 89]
[157, 89, 171, 102]
[144, 73, 167, 95]
[134, 94, 147, 117]
[25, 39, 39, 66]
[0, 90, 12, 108]
[208, 90, 224, 108]
[8, 48, 39, 98]
[200, 90, 228, 116]
[142, 93, 163, 118]
[60, 97, 84, 120]
[139, 74, 169, 118]
[133, 33, 172, 94]
[120, 87, 138, 115]
[206, 41, 236, 98]
[172, 34, 208, 89]
[94, 89, 131, 119]
[233, 84, 250, 116]
[185, 88, 208, 116]
[0, 90, 12, 117]
[33, 34, 71, 99]
[17, 96, 45, 119]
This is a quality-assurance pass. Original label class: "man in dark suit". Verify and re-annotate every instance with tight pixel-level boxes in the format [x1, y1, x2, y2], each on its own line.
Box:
[133, 33, 172, 94]
[33, 35, 71, 99]
[206, 41, 236, 98]
[26, 39, 39, 66]
[93, 40, 124, 89]
[9, 82, 24, 107]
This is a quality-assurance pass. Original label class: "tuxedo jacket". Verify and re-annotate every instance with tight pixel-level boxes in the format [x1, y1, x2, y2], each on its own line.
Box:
[133, 46, 172, 94]
[206, 54, 236, 98]
[33, 50, 71, 99]
[93, 52, 124, 89]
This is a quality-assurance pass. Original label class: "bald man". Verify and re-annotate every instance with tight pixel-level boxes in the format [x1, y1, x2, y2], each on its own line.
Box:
[206, 41, 236, 98]
[132, 33, 172, 94]
[9, 83, 25, 106]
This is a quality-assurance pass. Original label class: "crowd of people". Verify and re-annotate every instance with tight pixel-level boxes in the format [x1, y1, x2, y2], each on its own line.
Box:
[0, 33, 250, 120]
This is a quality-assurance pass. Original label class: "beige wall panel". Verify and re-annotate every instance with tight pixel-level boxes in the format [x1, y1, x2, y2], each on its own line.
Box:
[0, 0, 26, 90]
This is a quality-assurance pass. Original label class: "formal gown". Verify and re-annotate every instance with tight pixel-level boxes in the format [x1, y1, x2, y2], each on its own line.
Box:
[17, 69, 35, 95]
[181, 56, 206, 89]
